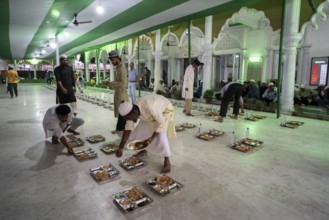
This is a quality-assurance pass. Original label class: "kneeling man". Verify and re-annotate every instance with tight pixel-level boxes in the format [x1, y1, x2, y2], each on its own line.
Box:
[116, 94, 176, 173]
[43, 104, 84, 154]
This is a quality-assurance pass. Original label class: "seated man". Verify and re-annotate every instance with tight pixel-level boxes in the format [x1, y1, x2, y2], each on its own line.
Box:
[149, 78, 155, 92]
[42, 104, 84, 154]
[115, 94, 176, 173]
[294, 84, 313, 106]
[244, 79, 259, 100]
[168, 81, 180, 97]
[262, 82, 277, 106]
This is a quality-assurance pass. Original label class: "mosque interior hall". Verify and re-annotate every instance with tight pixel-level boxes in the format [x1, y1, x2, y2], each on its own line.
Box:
[1, 0, 329, 220]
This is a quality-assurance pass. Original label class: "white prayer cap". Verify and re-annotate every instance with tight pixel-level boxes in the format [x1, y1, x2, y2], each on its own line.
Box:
[118, 102, 133, 116]
[295, 84, 299, 88]
[60, 54, 68, 59]
[250, 79, 255, 83]
[268, 82, 274, 86]
[300, 84, 305, 89]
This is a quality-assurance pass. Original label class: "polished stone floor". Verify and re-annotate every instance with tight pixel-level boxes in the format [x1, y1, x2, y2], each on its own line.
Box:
[1, 83, 329, 220]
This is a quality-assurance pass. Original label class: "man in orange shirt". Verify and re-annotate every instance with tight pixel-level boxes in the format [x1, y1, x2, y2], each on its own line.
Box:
[6, 66, 19, 98]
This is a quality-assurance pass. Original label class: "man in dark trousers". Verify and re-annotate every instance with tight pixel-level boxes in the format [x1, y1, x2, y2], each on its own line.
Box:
[215, 78, 244, 123]
[54, 55, 78, 116]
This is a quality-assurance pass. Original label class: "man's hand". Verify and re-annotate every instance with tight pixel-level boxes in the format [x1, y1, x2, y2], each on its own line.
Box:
[185, 88, 188, 91]
[61, 88, 68, 94]
[116, 148, 123, 157]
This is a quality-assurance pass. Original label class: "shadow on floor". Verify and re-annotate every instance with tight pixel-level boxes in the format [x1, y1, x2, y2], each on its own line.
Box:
[24, 140, 67, 171]
[7, 117, 42, 124]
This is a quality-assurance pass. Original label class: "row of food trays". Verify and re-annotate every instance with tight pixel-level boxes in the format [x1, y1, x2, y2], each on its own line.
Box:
[90, 163, 183, 213]
[280, 121, 304, 128]
[231, 138, 264, 152]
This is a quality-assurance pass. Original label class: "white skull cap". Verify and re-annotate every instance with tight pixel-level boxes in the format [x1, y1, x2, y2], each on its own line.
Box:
[118, 102, 133, 116]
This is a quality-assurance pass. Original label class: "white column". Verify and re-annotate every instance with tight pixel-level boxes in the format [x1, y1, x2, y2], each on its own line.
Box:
[33, 65, 37, 79]
[96, 50, 100, 85]
[281, 0, 302, 113]
[152, 29, 162, 92]
[301, 44, 311, 86]
[84, 61, 89, 82]
[55, 35, 59, 67]
[240, 49, 247, 81]
[202, 16, 213, 93]
[265, 48, 273, 82]
[273, 51, 279, 79]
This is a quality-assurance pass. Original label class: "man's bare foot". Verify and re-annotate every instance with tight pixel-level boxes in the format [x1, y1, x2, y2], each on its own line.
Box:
[67, 128, 80, 135]
[186, 113, 194, 116]
[52, 136, 60, 144]
[111, 130, 119, 134]
[231, 114, 238, 119]
[133, 149, 148, 157]
[183, 109, 186, 113]
[161, 157, 171, 173]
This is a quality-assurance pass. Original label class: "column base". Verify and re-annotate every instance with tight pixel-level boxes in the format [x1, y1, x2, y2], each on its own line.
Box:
[280, 103, 295, 115]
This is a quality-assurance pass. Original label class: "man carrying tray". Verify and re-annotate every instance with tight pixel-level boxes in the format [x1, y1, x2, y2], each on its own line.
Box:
[42, 104, 84, 154]
[115, 94, 176, 173]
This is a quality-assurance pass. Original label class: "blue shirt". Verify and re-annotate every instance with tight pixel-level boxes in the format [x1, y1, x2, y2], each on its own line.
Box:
[128, 68, 138, 82]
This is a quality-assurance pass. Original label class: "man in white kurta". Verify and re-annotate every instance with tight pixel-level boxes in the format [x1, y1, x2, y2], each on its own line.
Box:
[116, 94, 176, 173]
[182, 59, 203, 116]
[42, 104, 84, 154]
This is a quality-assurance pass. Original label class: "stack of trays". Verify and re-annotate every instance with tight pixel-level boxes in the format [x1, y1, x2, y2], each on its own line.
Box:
[113, 186, 153, 213]
[231, 138, 263, 153]
[281, 121, 304, 128]
[74, 148, 98, 161]
[90, 163, 120, 183]
[119, 157, 147, 170]
[146, 175, 183, 196]
[86, 134, 106, 143]
[100, 142, 119, 154]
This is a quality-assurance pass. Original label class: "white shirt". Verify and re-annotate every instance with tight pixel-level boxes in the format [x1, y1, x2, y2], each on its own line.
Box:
[42, 105, 73, 138]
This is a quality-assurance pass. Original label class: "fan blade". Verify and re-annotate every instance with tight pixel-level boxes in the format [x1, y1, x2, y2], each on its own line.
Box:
[78, 21, 92, 24]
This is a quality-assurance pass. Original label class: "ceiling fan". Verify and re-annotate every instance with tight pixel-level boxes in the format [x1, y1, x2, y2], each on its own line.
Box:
[73, 13, 92, 26]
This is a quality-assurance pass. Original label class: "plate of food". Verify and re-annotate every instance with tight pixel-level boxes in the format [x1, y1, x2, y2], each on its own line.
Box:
[181, 123, 196, 129]
[286, 121, 304, 126]
[119, 157, 147, 170]
[196, 133, 214, 141]
[241, 138, 263, 147]
[146, 175, 183, 196]
[86, 134, 106, 143]
[208, 129, 224, 137]
[90, 163, 120, 184]
[244, 117, 259, 121]
[231, 143, 252, 153]
[206, 112, 219, 117]
[175, 125, 185, 132]
[281, 123, 299, 128]
[100, 142, 119, 154]
[74, 148, 98, 161]
[253, 115, 267, 119]
[113, 186, 153, 213]
[127, 140, 148, 151]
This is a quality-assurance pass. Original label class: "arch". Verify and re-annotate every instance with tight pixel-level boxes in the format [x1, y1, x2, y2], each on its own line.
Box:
[300, 0, 329, 34]
[221, 6, 271, 32]
[179, 25, 204, 57]
[161, 32, 179, 56]
[132, 34, 154, 58]
[214, 33, 241, 51]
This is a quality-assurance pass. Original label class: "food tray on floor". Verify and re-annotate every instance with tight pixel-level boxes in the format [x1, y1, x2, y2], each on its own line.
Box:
[207, 129, 224, 137]
[180, 123, 196, 129]
[100, 142, 119, 154]
[196, 133, 215, 141]
[146, 175, 183, 196]
[175, 125, 185, 132]
[113, 186, 153, 213]
[119, 157, 147, 171]
[230, 143, 252, 153]
[238, 138, 263, 147]
[90, 163, 120, 184]
[74, 148, 98, 161]
[86, 134, 106, 143]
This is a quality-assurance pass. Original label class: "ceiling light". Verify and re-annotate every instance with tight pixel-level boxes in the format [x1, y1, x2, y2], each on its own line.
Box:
[96, 0, 104, 14]
[96, 6, 104, 14]
[64, 30, 69, 37]
[50, 42, 57, 48]
[41, 49, 46, 54]
[36, 54, 40, 57]
[52, 10, 60, 17]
